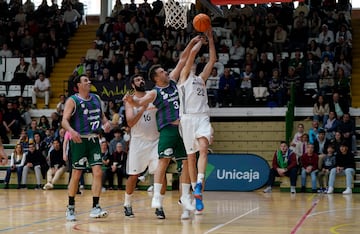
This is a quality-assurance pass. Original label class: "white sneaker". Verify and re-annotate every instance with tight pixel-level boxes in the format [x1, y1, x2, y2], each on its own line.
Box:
[147, 185, 153, 192]
[89, 205, 109, 218]
[290, 186, 296, 194]
[66, 205, 76, 221]
[194, 209, 203, 215]
[181, 209, 190, 220]
[43, 182, 54, 190]
[180, 195, 195, 211]
[151, 195, 161, 208]
[138, 176, 146, 182]
[327, 187, 334, 194]
[342, 187, 352, 194]
[263, 186, 272, 193]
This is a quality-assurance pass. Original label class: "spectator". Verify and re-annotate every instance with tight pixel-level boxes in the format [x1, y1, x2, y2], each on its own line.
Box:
[294, 133, 309, 161]
[288, 51, 305, 77]
[318, 68, 334, 97]
[3, 144, 26, 189]
[300, 144, 319, 193]
[26, 57, 44, 83]
[31, 72, 51, 109]
[257, 53, 273, 78]
[20, 29, 34, 56]
[56, 94, 66, 117]
[125, 15, 140, 41]
[73, 57, 88, 76]
[313, 95, 329, 124]
[328, 92, 349, 119]
[320, 54, 334, 75]
[323, 111, 340, 140]
[318, 24, 334, 50]
[63, 4, 81, 36]
[206, 67, 220, 107]
[109, 127, 126, 154]
[290, 123, 305, 150]
[304, 52, 320, 81]
[273, 24, 287, 56]
[43, 139, 66, 190]
[317, 144, 336, 193]
[218, 67, 236, 107]
[17, 129, 30, 152]
[96, 17, 113, 42]
[0, 43, 13, 57]
[334, 67, 350, 98]
[239, 64, 255, 105]
[308, 120, 320, 144]
[283, 66, 301, 104]
[337, 113, 357, 154]
[228, 40, 245, 67]
[263, 141, 298, 194]
[105, 142, 127, 190]
[331, 131, 344, 153]
[327, 141, 355, 194]
[12, 57, 30, 84]
[307, 40, 322, 60]
[20, 143, 46, 189]
[85, 41, 102, 62]
[334, 53, 352, 77]
[2, 102, 22, 140]
[314, 128, 331, 156]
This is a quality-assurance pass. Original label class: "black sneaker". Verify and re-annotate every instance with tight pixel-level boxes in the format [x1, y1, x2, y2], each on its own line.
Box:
[124, 206, 134, 218]
[155, 208, 165, 219]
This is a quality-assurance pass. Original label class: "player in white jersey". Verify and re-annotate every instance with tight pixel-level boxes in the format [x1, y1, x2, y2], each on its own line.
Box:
[123, 74, 160, 218]
[178, 28, 216, 217]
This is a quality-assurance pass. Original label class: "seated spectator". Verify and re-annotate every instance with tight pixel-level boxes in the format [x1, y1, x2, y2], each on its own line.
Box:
[272, 53, 288, 77]
[31, 72, 51, 109]
[63, 4, 81, 36]
[283, 66, 301, 104]
[313, 95, 329, 124]
[337, 113, 357, 154]
[105, 143, 127, 190]
[239, 64, 254, 105]
[85, 41, 102, 62]
[257, 53, 273, 78]
[335, 24, 352, 45]
[308, 11, 322, 37]
[3, 144, 26, 189]
[56, 95, 66, 117]
[328, 92, 349, 119]
[290, 123, 305, 150]
[334, 67, 350, 98]
[267, 68, 284, 107]
[228, 40, 245, 67]
[218, 67, 236, 107]
[27, 57, 44, 83]
[317, 144, 336, 193]
[304, 52, 320, 81]
[321, 45, 335, 62]
[318, 68, 334, 97]
[98, 68, 114, 82]
[300, 144, 319, 193]
[100, 139, 111, 190]
[334, 53, 352, 77]
[2, 102, 22, 140]
[109, 127, 126, 154]
[27, 119, 39, 140]
[96, 16, 113, 42]
[288, 51, 305, 77]
[245, 40, 258, 61]
[72, 57, 87, 76]
[206, 67, 220, 107]
[307, 40, 322, 60]
[273, 24, 287, 56]
[263, 141, 298, 194]
[294, 133, 309, 161]
[334, 37, 351, 63]
[0, 43, 13, 57]
[308, 120, 320, 144]
[17, 129, 29, 151]
[20, 143, 46, 189]
[323, 111, 340, 140]
[317, 24, 334, 50]
[20, 29, 34, 56]
[327, 141, 355, 194]
[43, 139, 66, 190]
[314, 128, 331, 156]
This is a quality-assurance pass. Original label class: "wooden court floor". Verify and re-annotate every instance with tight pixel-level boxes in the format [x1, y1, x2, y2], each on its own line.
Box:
[0, 189, 359, 233]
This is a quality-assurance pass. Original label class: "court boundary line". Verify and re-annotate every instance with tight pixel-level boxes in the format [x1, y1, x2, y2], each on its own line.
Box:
[203, 207, 259, 234]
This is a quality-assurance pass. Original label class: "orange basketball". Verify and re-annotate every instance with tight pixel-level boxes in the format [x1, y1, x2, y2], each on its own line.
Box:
[193, 13, 211, 32]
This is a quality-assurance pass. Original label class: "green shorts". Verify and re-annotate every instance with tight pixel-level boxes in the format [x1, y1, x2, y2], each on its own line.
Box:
[70, 137, 102, 170]
[158, 125, 187, 162]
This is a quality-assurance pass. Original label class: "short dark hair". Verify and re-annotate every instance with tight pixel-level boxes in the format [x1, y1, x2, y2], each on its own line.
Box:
[148, 65, 161, 83]
[130, 74, 143, 84]
[73, 74, 88, 86]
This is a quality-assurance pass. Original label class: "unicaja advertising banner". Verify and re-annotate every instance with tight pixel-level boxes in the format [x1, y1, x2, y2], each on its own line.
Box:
[205, 154, 270, 191]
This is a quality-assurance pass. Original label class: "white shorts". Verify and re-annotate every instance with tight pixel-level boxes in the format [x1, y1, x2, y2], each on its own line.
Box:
[126, 137, 159, 175]
[179, 114, 212, 154]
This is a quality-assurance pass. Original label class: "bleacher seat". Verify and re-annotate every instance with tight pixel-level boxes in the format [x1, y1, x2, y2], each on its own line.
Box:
[22, 85, 34, 98]
[281, 52, 289, 59]
[7, 85, 21, 97]
[150, 40, 162, 48]
[218, 53, 230, 65]
[0, 85, 7, 96]
[290, 51, 304, 59]
[3, 71, 13, 82]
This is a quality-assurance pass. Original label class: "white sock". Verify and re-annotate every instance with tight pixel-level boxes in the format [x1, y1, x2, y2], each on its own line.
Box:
[197, 173, 205, 184]
[124, 193, 133, 207]
[181, 183, 191, 198]
[191, 182, 197, 191]
[153, 183, 162, 196]
[160, 194, 165, 206]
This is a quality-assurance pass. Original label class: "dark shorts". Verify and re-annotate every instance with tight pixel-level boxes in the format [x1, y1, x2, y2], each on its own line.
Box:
[158, 125, 187, 162]
[70, 137, 102, 170]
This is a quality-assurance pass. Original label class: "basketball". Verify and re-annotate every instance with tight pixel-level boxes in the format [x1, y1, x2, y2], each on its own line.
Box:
[193, 13, 211, 32]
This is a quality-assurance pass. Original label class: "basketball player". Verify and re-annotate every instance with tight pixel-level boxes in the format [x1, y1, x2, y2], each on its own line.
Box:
[178, 28, 215, 215]
[122, 74, 160, 218]
[62, 75, 112, 221]
[124, 35, 201, 219]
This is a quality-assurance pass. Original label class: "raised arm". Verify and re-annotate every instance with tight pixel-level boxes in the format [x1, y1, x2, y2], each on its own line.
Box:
[170, 35, 201, 82]
[123, 90, 157, 109]
[125, 100, 146, 128]
[199, 29, 216, 82]
[179, 38, 204, 84]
